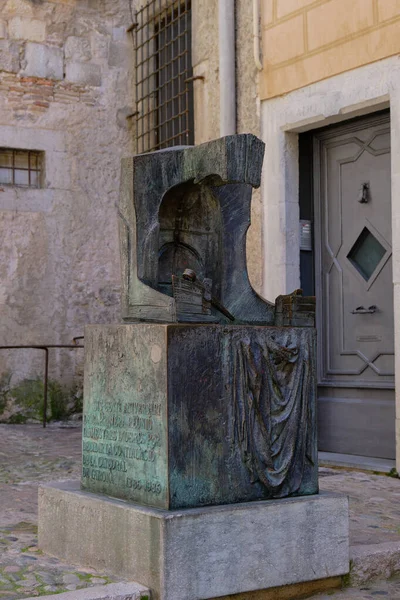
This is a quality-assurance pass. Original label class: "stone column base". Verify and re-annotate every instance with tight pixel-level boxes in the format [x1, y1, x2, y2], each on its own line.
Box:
[39, 482, 349, 600]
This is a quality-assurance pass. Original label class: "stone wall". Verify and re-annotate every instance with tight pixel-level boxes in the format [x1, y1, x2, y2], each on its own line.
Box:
[192, 0, 264, 294]
[236, 0, 263, 295]
[0, 0, 265, 397]
[0, 0, 136, 388]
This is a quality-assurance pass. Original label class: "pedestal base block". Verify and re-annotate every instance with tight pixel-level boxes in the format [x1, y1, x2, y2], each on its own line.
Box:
[82, 323, 318, 509]
[39, 482, 349, 600]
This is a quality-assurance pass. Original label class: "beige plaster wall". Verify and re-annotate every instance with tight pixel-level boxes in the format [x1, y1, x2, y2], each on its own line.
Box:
[192, 0, 220, 145]
[236, 0, 263, 295]
[0, 0, 136, 384]
[260, 0, 400, 99]
[192, 0, 264, 293]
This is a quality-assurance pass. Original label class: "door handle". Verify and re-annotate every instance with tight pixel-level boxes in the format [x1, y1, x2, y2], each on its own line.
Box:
[351, 305, 377, 314]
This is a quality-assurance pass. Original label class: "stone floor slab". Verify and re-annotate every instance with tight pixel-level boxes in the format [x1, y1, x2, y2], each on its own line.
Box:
[319, 452, 396, 474]
[309, 575, 400, 598]
[23, 582, 150, 600]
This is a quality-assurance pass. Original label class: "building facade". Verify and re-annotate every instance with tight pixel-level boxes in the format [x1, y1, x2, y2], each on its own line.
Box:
[257, 0, 400, 468]
[1, 0, 400, 467]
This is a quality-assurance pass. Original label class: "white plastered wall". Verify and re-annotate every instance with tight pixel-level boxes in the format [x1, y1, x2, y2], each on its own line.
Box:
[260, 55, 400, 470]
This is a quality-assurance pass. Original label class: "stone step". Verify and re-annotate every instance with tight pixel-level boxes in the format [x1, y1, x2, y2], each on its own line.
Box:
[350, 541, 400, 585]
[23, 582, 150, 600]
[319, 452, 396, 474]
[21, 542, 400, 600]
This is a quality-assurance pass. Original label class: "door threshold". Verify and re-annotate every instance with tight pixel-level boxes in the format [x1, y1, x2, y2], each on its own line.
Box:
[318, 451, 395, 473]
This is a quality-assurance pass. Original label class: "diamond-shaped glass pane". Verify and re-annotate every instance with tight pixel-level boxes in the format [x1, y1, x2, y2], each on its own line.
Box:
[347, 227, 386, 281]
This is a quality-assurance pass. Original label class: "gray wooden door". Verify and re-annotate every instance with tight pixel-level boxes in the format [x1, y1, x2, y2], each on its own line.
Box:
[314, 113, 395, 459]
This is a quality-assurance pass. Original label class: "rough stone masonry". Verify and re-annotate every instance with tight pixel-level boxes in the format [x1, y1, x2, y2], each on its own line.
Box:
[0, 0, 137, 386]
[0, 0, 265, 395]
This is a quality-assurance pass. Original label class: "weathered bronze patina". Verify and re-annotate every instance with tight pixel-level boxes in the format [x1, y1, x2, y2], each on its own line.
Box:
[118, 135, 275, 325]
[82, 134, 318, 509]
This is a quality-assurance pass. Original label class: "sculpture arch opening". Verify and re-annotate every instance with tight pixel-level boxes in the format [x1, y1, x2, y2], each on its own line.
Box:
[157, 180, 223, 297]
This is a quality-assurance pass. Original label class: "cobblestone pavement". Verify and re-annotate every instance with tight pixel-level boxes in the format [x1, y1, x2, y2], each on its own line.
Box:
[319, 467, 400, 546]
[312, 576, 400, 598]
[0, 424, 117, 599]
[1, 424, 400, 599]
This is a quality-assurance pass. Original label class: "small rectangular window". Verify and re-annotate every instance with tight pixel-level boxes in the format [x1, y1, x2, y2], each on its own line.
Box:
[0, 149, 43, 188]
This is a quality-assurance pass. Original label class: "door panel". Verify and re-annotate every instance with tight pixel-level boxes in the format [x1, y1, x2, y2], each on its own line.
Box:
[314, 113, 395, 458]
[317, 389, 395, 458]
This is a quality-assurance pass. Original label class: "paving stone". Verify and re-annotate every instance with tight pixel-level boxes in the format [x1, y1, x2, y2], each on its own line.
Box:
[319, 468, 400, 546]
[0, 424, 115, 599]
[310, 576, 400, 598]
[62, 574, 81, 585]
[36, 571, 56, 584]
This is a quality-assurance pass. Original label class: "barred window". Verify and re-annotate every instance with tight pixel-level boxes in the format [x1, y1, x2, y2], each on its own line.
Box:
[0, 149, 43, 188]
[135, 0, 194, 153]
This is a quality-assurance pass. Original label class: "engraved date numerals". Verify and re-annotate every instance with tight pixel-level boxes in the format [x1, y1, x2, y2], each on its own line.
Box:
[126, 477, 162, 495]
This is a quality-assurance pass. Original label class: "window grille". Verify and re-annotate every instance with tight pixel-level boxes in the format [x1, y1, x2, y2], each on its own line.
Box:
[135, 0, 194, 154]
[0, 149, 42, 188]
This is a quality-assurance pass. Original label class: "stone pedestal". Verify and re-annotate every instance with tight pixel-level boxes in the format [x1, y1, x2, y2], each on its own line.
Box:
[82, 323, 318, 509]
[39, 482, 349, 600]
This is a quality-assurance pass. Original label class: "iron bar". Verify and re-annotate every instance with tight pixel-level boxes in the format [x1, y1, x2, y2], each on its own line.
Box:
[0, 343, 84, 428]
[135, 0, 193, 153]
[0, 149, 42, 188]
[43, 347, 48, 428]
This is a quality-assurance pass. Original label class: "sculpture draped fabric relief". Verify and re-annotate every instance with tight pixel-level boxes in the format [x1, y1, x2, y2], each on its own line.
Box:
[233, 329, 316, 498]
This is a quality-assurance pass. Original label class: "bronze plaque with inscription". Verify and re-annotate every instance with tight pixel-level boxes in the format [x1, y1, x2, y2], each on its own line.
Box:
[82, 324, 168, 508]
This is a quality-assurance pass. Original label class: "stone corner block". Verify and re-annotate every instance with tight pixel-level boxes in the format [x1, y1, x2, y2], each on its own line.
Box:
[65, 36, 92, 62]
[112, 26, 127, 42]
[39, 482, 349, 600]
[108, 41, 130, 68]
[0, 39, 20, 73]
[0, 21, 7, 40]
[65, 62, 101, 87]
[90, 31, 110, 59]
[350, 541, 400, 585]
[9, 16, 46, 42]
[22, 43, 63, 80]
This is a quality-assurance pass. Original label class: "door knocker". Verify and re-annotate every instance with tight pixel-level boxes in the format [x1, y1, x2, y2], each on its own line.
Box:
[358, 182, 369, 203]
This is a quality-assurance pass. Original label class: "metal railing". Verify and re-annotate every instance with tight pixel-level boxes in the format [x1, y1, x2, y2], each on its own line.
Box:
[134, 0, 194, 153]
[0, 340, 84, 428]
